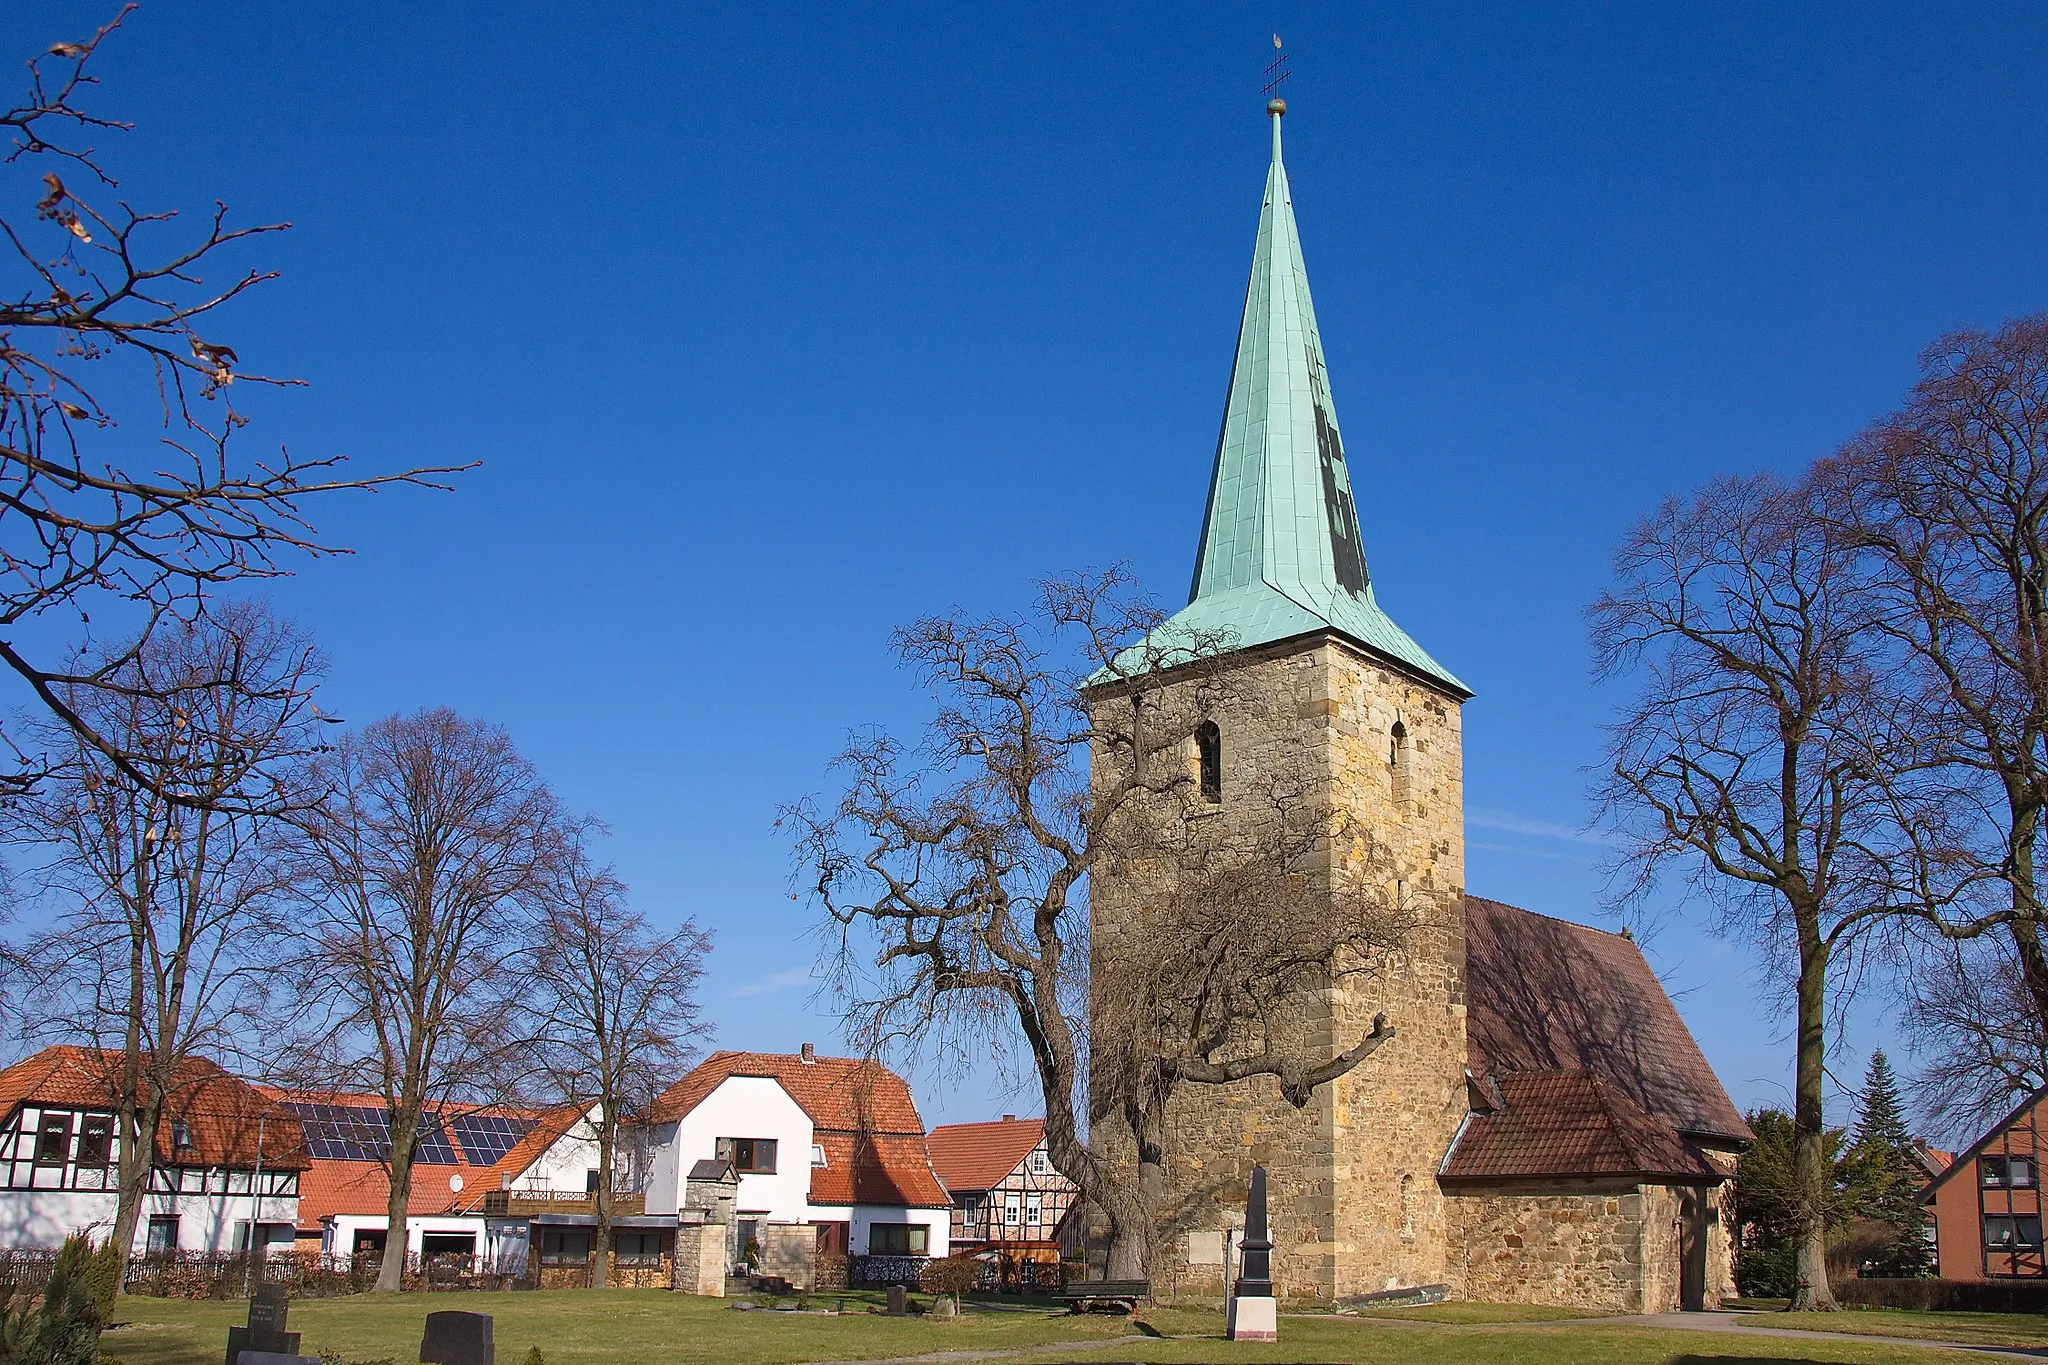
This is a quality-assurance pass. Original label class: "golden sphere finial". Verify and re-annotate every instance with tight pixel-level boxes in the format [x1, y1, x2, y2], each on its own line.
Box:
[1266, 98, 1287, 117]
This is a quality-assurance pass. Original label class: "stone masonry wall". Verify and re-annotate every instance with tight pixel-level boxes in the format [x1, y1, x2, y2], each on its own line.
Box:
[1088, 633, 1467, 1301]
[1447, 1183, 1649, 1311]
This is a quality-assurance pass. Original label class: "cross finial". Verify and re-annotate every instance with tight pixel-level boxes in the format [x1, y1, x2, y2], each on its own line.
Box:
[1262, 34, 1292, 110]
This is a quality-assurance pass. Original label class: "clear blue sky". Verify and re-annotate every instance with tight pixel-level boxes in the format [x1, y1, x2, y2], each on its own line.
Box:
[23, 1, 2048, 1134]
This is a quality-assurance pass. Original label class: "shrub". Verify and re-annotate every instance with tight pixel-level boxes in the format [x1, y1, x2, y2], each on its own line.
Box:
[1733, 1243, 1797, 1300]
[917, 1255, 980, 1308]
[24, 1236, 111, 1365]
[522, 1348, 546, 1365]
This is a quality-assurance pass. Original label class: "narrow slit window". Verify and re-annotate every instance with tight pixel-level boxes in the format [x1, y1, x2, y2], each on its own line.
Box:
[1196, 721, 1222, 804]
[1390, 721, 1412, 807]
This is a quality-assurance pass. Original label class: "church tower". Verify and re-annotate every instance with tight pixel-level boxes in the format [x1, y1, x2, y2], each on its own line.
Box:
[1087, 100, 1472, 1299]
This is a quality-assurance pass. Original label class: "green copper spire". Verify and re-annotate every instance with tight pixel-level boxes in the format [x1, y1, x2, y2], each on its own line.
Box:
[1158, 101, 1468, 696]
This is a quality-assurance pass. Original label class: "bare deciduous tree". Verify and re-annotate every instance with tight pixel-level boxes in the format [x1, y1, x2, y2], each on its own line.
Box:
[1905, 935, 2048, 1138]
[516, 854, 712, 1288]
[1590, 473, 1932, 1311]
[289, 709, 564, 1292]
[1823, 315, 2048, 1027]
[6, 600, 322, 1257]
[0, 10, 463, 801]
[790, 570, 1408, 1283]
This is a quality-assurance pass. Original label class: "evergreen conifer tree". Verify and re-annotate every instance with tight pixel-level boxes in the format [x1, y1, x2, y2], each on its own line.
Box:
[1842, 1050, 1937, 1277]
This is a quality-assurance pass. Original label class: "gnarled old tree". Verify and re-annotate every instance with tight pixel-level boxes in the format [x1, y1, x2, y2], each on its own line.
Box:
[790, 570, 1408, 1282]
[1591, 473, 1943, 1311]
[4, 601, 324, 1259]
[0, 10, 461, 801]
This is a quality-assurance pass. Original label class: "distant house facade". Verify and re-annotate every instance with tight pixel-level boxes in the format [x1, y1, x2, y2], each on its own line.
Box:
[927, 1116, 1077, 1251]
[1925, 1086, 2044, 1280]
[640, 1045, 951, 1267]
[269, 1090, 673, 1285]
[0, 1046, 307, 1256]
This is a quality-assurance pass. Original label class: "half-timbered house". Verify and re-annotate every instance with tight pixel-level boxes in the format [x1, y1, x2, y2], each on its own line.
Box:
[0, 1046, 307, 1255]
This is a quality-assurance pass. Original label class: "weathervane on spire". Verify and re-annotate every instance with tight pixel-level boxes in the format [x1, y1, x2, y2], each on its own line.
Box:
[1262, 33, 1291, 115]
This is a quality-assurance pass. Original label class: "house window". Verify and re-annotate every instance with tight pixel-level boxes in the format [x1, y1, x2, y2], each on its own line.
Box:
[1195, 722, 1222, 804]
[77, 1116, 113, 1168]
[34, 1114, 72, 1164]
[1026, 1194, 1043, 1227]
[615, 1231, 663, 1266]
[717, 1137, 777, 1174]
[585, 1168, 600, 1193]
[1027, 1150, 1050, 1176]
[1984, 1215, 2044, 1250]
[145, 1215, 180, 1257]
[868, 1223, 928, 1255]
[1004, 1194, 1022, 1227]
[811, 1144, 828, 1168]
[539, 1229, 592, 1266]
[171, 1118, 195, 1150]
[961, 1194, 982, 1226]
[1983, 1156, 2038, 1189]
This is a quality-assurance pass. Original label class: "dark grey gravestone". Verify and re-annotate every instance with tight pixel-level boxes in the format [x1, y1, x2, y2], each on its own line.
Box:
[884, 1284, 907, 1317]
[419, 1311, 494, 1365]
[226, 1326, 299, 1365]
[248, 1285, 289, 1335]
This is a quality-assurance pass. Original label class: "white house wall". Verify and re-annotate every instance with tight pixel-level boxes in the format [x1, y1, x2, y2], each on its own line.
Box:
[667, 1078, 815, 1225]
[846, 1204, 951, 1258]
[506, 1111, 602, 1193]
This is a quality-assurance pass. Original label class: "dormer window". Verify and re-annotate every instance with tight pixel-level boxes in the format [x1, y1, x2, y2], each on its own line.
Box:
[172, 1119, 195, 1151]
[811, 1144, 828, 1168]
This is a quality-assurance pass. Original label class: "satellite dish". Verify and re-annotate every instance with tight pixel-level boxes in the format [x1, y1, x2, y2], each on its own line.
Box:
[449, 1174, 464, 1193]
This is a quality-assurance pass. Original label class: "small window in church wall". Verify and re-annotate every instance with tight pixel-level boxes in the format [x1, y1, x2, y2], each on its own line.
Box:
[1398, 1172, 1416, 1241]
[1196, 722, 1222, 804]
[1389, 721, 1412, 809]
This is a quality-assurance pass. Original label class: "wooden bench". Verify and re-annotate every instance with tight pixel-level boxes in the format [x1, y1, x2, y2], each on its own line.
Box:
[1058, 1280, 1149, 1313]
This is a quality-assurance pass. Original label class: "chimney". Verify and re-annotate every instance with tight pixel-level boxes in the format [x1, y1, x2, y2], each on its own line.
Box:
[800, 1042, 816, 1065]
[1002, 1114, 1016, 1122]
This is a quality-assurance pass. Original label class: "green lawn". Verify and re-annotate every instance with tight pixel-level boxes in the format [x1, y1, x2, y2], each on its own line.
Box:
[100, 1288, 1972, 1365]
[1757, 1306, 2048, 1350]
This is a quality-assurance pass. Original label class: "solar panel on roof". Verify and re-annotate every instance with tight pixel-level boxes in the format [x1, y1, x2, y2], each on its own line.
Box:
[449, 1113, 535, 1167]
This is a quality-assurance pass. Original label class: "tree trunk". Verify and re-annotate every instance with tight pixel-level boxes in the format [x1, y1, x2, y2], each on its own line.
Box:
[377, 1113, 418, 1293]
[1788, 923, 1839, 1311]
[592, 1108, 612, 1290]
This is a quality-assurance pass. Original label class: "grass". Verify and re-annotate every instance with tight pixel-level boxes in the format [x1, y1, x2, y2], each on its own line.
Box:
[1347, 1301, 1601, 1323]
[98, 1288, 1976, 1365]
[1753, 1305, 2048, 1349]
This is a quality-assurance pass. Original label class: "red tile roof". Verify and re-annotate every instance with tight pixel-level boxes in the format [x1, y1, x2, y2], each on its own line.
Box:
[1464, 897, 1750, 1143]
[650, 1051, 926, 1134]
[0, 1046, 309, 1170]
[1440, 1071, 1722, 1182]
[810, 1132, 951, 1208]
[927, 1118, 1046, 1193]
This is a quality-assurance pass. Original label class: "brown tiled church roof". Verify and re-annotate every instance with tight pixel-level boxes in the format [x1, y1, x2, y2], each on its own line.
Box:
[1440, 1071, 1723, 1182]
[1464, 896, 1751, 1144]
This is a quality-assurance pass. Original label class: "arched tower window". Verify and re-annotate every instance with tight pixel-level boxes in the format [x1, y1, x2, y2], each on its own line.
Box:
[1196, 721, 1222, 804]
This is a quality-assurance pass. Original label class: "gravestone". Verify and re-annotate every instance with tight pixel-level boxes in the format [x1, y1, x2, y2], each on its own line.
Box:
[225, 1285, 300, 1365]
[419, 1310, 494, 1365]
[884, 1284, 907, 1317]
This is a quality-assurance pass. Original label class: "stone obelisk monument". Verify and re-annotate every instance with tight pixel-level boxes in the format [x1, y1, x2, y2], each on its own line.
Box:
[1227, 1166, 1278, 1342]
